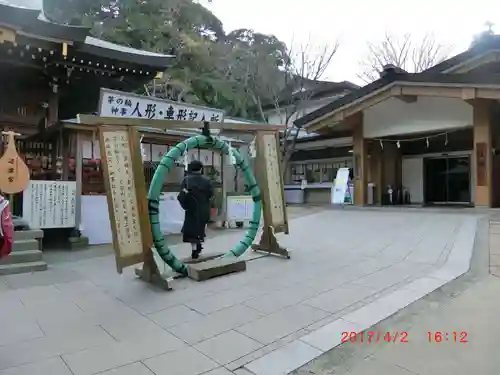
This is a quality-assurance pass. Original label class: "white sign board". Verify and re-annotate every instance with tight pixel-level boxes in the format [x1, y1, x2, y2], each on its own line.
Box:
[22, 181, 77, 229]
[226, 195, 254, 221]
[331, 168, 350, 204]
[159, 192, 184, 234]
[99, 88, 225, 123]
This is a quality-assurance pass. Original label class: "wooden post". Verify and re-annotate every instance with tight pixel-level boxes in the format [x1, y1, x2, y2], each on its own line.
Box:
[251, 131, 290, 258]
[98, 125, 170, 290]
[74, 132, 83, 230]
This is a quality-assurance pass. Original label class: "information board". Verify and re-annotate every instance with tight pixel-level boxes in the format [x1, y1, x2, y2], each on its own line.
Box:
[331, 168, 350, 204]
[100, 127, 149, 272]
[226, 195, 254, 221]
[259, 133, 286, 227]
[99, 88, 224, 123]
[22, 181, 77, 229]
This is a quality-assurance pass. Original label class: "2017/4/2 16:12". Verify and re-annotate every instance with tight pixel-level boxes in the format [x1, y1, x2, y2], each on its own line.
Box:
[427, 331, 468, 343]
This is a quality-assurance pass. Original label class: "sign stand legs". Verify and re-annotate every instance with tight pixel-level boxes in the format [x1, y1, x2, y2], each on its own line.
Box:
[134, 251, 172, 290]
[252, 225, 290, 259]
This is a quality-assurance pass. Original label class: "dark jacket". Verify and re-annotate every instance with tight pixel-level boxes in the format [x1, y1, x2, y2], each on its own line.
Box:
[178, 173, 214, 243]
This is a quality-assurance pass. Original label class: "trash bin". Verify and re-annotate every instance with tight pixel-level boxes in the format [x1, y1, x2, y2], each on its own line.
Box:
[367, 183, 375, 205]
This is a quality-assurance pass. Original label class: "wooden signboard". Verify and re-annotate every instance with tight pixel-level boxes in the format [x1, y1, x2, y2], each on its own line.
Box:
[99, 126, 155, 274]
[252, 131, 290, 258]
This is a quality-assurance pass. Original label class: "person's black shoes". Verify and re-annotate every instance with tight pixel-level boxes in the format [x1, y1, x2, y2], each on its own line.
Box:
[191, 243, 203, 259]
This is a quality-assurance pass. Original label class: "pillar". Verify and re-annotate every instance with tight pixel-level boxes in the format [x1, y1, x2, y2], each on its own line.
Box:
[370, 144, 383, 204]
[352, 114, 368, 205]
[472, 99, 493, 207]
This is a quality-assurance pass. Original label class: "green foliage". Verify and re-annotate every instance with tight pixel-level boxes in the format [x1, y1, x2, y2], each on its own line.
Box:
[44, 0, 288, 120]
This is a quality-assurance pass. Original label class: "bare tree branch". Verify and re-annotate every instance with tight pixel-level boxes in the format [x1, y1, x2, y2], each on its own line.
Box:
[357, 33, 451, 84]
[270, 39, 339, 177]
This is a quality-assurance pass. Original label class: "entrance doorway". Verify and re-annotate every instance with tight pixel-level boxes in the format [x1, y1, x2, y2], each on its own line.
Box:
[424, 155, 471, 205]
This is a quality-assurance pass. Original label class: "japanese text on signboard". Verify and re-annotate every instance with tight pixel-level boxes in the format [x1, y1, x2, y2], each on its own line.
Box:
[102, 130, 143, 257]
[99, 89, 224, 123]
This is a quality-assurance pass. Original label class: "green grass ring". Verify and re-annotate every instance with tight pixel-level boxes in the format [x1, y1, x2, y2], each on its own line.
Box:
[147, 135, 262, 276]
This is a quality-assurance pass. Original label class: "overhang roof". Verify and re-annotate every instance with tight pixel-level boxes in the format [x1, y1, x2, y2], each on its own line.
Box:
[298, 73, 500, 132]
[262, 79, 358, 111]
[0, 0, 174, 69]
[295, 37, 500, 131]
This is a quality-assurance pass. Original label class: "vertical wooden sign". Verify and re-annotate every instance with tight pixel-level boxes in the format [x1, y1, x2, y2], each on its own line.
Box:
[251, 131, 290, 258]
[99, 126, 152, 273]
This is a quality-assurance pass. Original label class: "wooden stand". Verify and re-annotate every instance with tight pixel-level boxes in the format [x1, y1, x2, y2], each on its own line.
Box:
[251, 131, 290, 259]
[134, 251, 172, 290]
[252, 225, 290, 258]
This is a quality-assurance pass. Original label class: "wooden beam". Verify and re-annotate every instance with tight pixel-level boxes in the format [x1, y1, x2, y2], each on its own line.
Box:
[306, 83, 500, 133]
[77, 114, 285, 132]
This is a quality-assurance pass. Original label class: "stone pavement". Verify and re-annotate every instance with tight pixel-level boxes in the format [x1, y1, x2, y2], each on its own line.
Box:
[0, 208, 481, 375]
[294, 273, 500, 375]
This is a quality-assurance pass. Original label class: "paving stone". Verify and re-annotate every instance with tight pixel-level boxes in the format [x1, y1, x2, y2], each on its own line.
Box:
[0, 318, 44, 346]
[99, 311, 169, 341]
[168, 304, 264, 344]
[62, 332, 186, 375]
[299, 318, 364, 352]
[243, 284, 322, 314]
[0, 325, 115, 370]
[303, 284, 378, 313]
[148, 304, 204, 329]
[97, 362, 154, 375]
[236, 304, 329, 345]
[194, 330, 263, 365]
[204, 368, 235, 375]
[244, 340, 322, 375]
[143, 346, 218, 375]
[184, 285, 265, 315]
[0, 357, 72, 375]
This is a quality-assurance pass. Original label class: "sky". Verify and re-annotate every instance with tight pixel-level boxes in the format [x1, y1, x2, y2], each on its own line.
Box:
[200, 0, 500, 85]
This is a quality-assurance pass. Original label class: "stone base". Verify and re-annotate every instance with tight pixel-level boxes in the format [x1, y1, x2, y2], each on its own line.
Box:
[135, 266, 173, 291]
[187, 258, 246, 281]
[67, 236, 90, 250]
[180, 252, 225, 265]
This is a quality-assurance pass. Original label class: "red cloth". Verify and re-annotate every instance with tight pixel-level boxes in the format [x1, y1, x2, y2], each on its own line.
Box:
[0, 198, 13, 259]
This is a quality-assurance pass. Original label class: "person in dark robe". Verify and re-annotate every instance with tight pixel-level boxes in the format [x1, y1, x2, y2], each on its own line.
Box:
[177, 160, 214, 259]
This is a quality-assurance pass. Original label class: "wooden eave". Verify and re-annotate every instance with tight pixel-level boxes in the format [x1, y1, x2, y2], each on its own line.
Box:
[76, 114, 286, 133]
[306, 81, 500, 133]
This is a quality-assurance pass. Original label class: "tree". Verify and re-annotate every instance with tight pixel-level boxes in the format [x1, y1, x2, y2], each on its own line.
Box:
[357, 33, 451, 83]
[43, 0, 295, 122]
[273, 40, 339, 176]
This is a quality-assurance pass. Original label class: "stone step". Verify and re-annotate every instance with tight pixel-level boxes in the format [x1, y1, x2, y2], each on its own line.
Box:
[14, 230, 44, 241]
[0, 250, 43, 265]
[0, 261, 47, 275]
[13, 239, 40, 252]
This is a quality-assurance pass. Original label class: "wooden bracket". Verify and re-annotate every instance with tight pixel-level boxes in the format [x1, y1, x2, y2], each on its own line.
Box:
[134, 250, 172, 290]
[252, 225, 290, 259]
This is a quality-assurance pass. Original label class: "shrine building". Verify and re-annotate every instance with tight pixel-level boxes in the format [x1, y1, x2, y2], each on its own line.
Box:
[295, 35, 500, 208]
[0, 0, 177, 243]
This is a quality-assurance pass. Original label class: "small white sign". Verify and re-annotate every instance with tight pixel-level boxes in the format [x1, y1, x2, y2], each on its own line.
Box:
[227, 195, 254, 221]
[331, 168, 350, 205]
[99, 88, 224, 123]
[23, 181, 77, 229]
